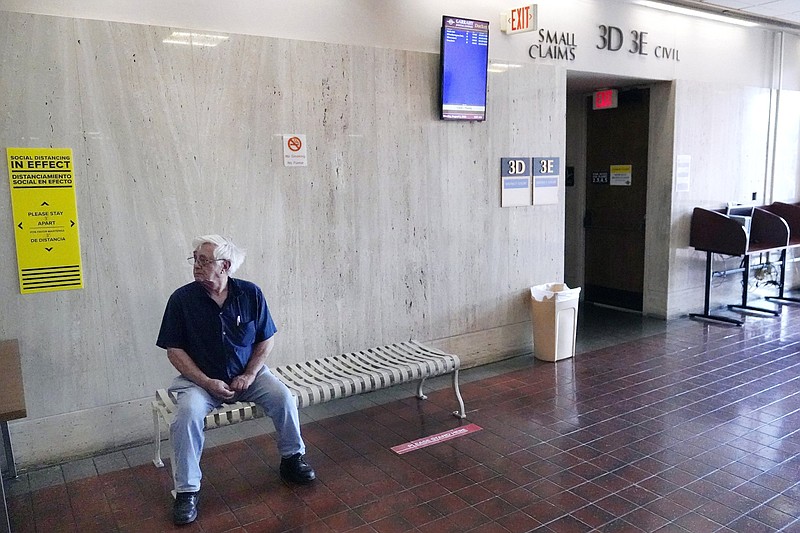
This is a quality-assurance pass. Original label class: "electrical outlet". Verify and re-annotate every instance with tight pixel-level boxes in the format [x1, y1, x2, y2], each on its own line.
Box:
[752, 192, 757, 201]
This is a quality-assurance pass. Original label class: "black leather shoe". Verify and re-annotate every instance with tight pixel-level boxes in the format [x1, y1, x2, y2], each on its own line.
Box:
[280, 453, 316, 484]
[173, 491, 199, 525]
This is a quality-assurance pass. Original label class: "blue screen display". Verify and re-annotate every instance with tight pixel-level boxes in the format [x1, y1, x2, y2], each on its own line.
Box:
[440, 17, 489, 121]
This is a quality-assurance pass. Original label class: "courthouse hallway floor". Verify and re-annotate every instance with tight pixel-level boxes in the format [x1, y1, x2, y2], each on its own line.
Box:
[4, 301, 800, 532]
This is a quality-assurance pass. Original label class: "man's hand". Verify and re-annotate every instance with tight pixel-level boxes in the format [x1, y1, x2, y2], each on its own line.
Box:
[230, 337, 273, 393]
[206, 379, 236, 400]
[230, 372, 256, 393]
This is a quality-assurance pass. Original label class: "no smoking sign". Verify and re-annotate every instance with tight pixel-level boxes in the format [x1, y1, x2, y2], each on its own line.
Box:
[283, 134, 307, 167]
[287, 136, 302, 151]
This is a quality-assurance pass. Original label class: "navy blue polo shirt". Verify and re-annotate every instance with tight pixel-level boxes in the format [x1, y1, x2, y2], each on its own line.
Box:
[156, 278, 277, 383]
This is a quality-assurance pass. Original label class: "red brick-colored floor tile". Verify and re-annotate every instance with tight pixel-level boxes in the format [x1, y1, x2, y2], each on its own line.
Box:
[242, 515, 285, 533]
[570, 504, 616, 529]
[474, 495, 517, 520]
[398, 501, 442, 527]
[10, 307, 800, 532]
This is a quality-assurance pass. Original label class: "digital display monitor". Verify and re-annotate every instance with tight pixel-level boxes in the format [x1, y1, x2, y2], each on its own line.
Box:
[440, 16, 489, 121]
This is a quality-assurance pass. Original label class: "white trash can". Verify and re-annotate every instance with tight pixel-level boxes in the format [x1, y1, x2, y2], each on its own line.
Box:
[530, 283, 581, 362]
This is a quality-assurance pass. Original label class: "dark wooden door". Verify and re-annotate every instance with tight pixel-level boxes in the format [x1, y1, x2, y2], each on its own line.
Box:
[584, 88, 649, 311]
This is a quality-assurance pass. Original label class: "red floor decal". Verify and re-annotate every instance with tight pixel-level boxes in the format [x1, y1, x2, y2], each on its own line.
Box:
[391, 423, 482, 454]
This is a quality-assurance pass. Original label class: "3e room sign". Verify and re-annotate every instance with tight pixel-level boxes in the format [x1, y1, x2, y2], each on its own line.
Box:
[6, 147, 83, 294]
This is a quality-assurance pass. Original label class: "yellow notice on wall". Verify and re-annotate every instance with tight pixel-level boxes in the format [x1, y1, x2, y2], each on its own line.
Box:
[6, 147, 83, 294]
[609, 164, 632, 186]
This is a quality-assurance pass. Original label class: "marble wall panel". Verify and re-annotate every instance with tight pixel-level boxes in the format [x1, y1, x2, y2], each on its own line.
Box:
[72, 19, 203, 404]
[643, 82, 676, 318]
[1, 13, 567, 466]
[0, 14, 107, 417]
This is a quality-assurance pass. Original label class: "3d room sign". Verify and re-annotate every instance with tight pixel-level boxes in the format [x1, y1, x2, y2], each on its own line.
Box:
[6, 147, 83, 294]
[500, 157, 532, 207]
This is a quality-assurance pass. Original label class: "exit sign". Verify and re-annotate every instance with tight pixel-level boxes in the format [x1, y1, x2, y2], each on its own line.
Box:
[501, 4, 537, 34]
[593, 89, 618, 110]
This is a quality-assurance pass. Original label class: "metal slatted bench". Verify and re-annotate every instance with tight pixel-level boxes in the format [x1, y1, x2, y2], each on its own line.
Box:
[152, 340, 466, 469]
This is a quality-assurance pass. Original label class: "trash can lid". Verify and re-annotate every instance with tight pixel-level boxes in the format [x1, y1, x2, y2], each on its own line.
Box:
[531, 283, 581, 301]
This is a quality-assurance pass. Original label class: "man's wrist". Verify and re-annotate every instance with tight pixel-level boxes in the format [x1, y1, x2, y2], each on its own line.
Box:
[198, 376, 215, 390]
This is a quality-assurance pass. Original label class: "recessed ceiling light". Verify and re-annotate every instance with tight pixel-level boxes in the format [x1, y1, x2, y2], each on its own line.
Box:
[488, 62, 524, 73]
[637, 1, 759, 27]
[162, 31, 229, 47]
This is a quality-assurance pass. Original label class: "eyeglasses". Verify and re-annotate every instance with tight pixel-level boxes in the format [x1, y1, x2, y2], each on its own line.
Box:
[187, 256, 225, 267]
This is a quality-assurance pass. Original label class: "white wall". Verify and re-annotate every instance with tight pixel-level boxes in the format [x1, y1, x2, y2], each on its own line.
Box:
[772, 33, 800, 203]
[0, 0, 780, 87]
[669, 81, 776, 316]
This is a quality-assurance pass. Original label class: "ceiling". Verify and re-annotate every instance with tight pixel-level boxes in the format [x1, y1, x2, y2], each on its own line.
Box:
[566, 0, 800, 94]
[692, 0, 800, 25]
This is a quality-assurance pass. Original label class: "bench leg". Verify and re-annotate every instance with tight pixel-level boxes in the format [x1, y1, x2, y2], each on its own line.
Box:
[153, 410, 178, 496]
[416, 373, 467, 419]
[416, 378, 428, 400]
[451, 369, 466, 419]
[152, 407, 164, 468]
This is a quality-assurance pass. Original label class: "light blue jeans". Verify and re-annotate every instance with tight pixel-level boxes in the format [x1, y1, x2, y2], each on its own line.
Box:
[168, 366, 305, 493]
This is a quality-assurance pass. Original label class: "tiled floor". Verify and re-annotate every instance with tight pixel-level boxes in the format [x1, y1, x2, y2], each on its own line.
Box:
[5, 303, 800, 532]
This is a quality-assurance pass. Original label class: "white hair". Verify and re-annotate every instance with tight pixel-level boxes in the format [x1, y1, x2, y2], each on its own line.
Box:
[192, 234, 246, 274]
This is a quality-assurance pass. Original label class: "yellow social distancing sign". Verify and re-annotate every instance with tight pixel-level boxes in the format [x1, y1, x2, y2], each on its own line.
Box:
[6, 147, 83, 293]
